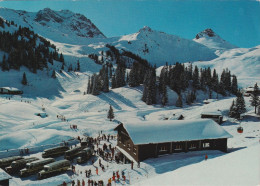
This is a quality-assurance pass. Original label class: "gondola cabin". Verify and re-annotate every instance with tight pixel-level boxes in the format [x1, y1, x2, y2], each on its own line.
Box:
[114, 119, 232, 163]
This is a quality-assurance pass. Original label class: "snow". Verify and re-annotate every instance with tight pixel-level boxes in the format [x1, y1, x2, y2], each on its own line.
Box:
[0, 168, 12, 181]
[201, 110, 222, 116]
[120, 120, 232, 145]
[190, 45, 260, 87]
[0, 87, 20, 91]
[116, 146, 138, 164]
[135, 144, 260, 186]
[194, 29, 237, 53]
[0, 6, 259, 186]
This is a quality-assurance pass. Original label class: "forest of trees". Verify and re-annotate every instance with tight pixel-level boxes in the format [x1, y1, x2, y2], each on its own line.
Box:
[0, 18, 64, 73]
[86, 42, 239, 107]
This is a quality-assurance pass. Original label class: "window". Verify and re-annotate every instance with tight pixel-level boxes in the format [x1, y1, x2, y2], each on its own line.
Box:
[159, 146, 167, 152]
[189, 143, 196, 149]
[118, 136, 121, 143]
[133, 147, 137, 155]
[203, 143, 210, 148]
[175, 145, 182, 150]
[127, 143, 131, 150]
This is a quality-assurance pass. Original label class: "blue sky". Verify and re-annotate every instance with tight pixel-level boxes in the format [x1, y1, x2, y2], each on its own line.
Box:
[0, 0, 260, 48]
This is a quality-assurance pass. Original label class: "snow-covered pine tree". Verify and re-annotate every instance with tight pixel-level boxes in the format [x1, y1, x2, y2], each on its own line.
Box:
[77, 60, 80, 71]
[161, 82, 168, 107]
[144, 68, 157, 105]
[115, 61, 126, 88]
[235, 91, 246, 119]
[87, 77, 91, 94]
[192, 66, 200, 90]
[51, 70, 56, 78]
[250, 83, 260, 114]
[59, 53, 64, 63]
[91, 74, 100, 95]
[21, 72, 27, 85]
[228, 100, 236, 118]
[128, 62, 139, 87]
[103, 66, 109, 92]
[176, 94, 183, 107]
[211, 69, 219, 92]
[231, 75, 238, 95]
[107, 105, 114, 121]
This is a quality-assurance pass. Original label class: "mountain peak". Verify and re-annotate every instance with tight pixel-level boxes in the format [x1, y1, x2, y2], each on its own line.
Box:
[195, 28, 216, 39]
[194, 28, 236, 51]
[139, 26, 152, 33]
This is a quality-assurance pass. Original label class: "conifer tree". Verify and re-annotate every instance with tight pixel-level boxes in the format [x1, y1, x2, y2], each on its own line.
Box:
[59, 53, 64, 63]
[77, 60, 80, 71]
[192, 66, 200, 89]
[128, 62, 139, 87]
[235, 91, 246, 119]
[51, 70, 56, 78]
[161, 83, 168, 107]
[111, 75, 116, 89]
[229, 100, 236, 118]
[107, 105, 114, 121]
[87, 77, 91, 94]
[1, 55, 8, 71]
[102, 66, 109, 92]
[250, 83, 260, 114]
[21, 72, 27, 85]
[231, 75, 238, 95]
[176, 94, 183, 107]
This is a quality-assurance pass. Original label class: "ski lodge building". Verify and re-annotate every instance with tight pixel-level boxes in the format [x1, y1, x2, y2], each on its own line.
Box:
[201, 110, 223, 124]
[114, 119, 232, 162]
[0, 87, 23, 95]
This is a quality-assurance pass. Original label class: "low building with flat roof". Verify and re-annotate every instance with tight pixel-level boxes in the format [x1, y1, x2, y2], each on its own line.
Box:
[114, 119, 232, 162]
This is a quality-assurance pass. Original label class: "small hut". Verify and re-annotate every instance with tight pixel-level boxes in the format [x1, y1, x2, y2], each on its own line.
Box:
[201, 110, 223, 124]
[0, 87, 23, 95]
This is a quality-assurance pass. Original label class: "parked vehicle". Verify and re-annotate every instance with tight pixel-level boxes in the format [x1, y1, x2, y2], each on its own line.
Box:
[64, 146, 83, 160]
[42, 146, 69, 158]
[37, 160, 70, 179]
[5, 157, 39, 174]
[19, 158, 55, 177]
[76, 148, 94, 164]
[0, 156, 24, 169]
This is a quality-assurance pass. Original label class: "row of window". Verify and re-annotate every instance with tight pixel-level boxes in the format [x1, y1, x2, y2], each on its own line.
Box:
[159, 142, 211, 152]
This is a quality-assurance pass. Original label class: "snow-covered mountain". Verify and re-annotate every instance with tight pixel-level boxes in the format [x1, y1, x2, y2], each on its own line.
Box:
[194, 28, 237, 52]
[192, 45, 260, 87]
[0, 7, 105, 44]
[88, 26, 218, 66]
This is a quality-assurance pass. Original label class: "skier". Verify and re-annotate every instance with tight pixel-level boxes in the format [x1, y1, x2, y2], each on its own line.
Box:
[205, 154, 208, 160]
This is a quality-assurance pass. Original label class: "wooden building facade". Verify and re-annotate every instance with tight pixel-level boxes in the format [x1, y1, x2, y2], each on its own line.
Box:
[201, 110, 223, 124]
[0, 87, 23, 95]
[114, 119, 232, 162]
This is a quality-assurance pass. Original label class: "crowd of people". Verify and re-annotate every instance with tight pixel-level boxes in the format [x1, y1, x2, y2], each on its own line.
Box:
[62, 132, 135, 186]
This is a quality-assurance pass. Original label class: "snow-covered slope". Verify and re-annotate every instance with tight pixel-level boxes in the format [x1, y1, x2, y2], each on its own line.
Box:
[89, 26, 218, 66]
[191, 45, 260, 87]
[0, 7, 105, 44]
[135, 144, 259, 186]
[194, 28, 237, 53]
